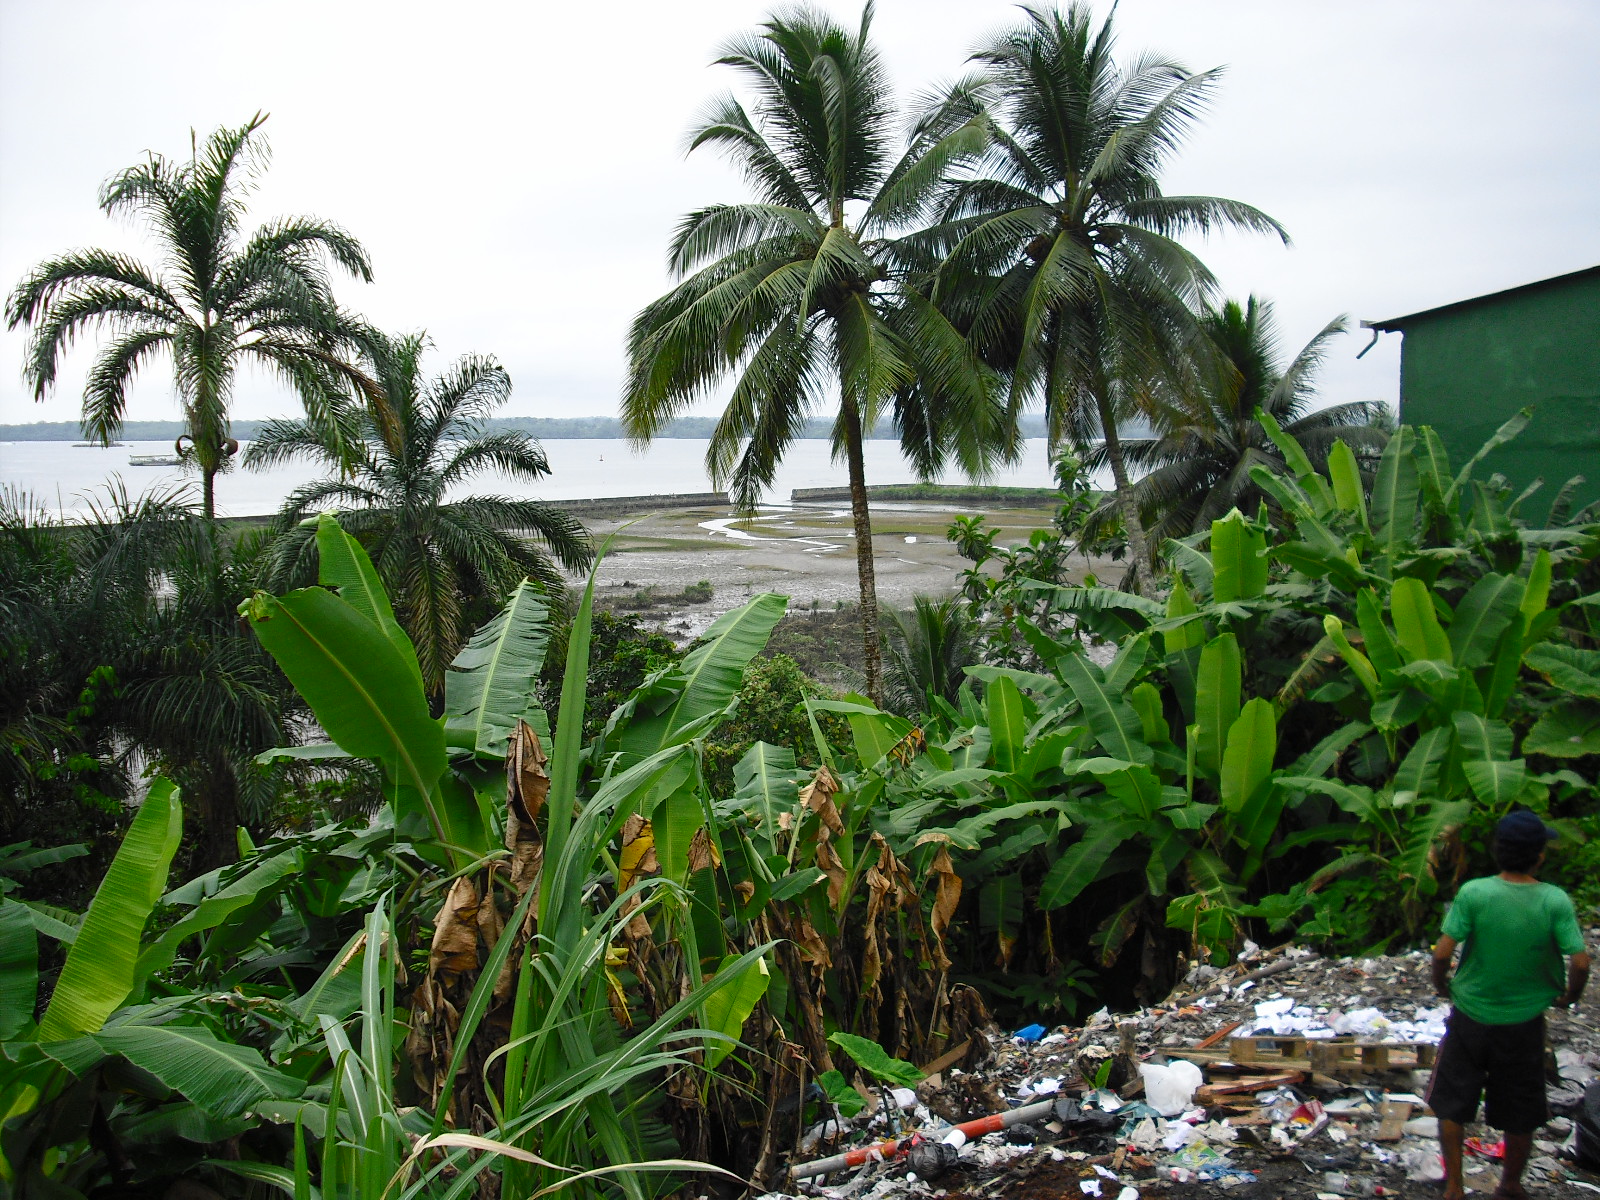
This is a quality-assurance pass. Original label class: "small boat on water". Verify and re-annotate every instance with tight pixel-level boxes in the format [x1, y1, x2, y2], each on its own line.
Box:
[128, 454, 182, 466]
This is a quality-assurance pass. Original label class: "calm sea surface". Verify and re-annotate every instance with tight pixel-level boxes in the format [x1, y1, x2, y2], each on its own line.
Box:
[0, 437, 1095, 520]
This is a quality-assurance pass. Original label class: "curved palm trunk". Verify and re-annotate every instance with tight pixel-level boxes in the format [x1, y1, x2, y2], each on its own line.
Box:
[1094, 390, 1153, 596]
[840, 398, 883, 704]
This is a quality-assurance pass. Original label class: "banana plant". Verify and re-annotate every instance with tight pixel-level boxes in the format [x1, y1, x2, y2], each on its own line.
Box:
[1, 780, 306, 1196]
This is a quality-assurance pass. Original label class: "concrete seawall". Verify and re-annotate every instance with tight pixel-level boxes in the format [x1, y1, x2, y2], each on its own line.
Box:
[561, 491, 729, 517]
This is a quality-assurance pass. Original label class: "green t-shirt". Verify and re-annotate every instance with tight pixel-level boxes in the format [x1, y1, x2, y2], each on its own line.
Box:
[1441, 876, 1586, 1024]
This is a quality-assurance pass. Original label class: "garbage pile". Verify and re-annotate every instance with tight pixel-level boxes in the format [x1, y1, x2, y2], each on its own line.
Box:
[754, 935, 1600, 1200]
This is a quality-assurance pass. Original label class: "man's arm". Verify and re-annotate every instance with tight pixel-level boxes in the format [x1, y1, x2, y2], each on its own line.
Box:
[1432, 934, 1458, 999]
[1557, 951, 1590, 1008]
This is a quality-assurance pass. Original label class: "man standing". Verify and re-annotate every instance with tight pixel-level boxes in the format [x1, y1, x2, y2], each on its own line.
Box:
[1430, 810, 1590, 1200]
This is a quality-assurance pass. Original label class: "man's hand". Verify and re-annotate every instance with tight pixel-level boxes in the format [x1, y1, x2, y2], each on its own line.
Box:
[1557, 951, 1591, 1009]
[1432, 934, 1458, 999]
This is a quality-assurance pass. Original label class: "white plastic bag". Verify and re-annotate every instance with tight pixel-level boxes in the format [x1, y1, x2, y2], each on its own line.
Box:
[1139, 1060, 1204, 1116]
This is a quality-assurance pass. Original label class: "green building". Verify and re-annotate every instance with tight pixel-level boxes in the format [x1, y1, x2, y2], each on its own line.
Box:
[1366, 265, 1600, 511]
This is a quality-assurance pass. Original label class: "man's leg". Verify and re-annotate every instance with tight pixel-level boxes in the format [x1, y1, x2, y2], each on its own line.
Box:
[1440, 1118, 1467, 1200]
[1496, 1131, 1533, 1198]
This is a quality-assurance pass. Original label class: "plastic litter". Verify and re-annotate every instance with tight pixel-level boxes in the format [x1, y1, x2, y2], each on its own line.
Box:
[903, 1140, 959, 1180]
[1138, 1059, 1203, 1116]
[1013, 1023, 1047, 1042]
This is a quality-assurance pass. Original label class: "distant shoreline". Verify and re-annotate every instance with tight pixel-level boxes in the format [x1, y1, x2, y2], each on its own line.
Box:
[0, 414, 1056, 443]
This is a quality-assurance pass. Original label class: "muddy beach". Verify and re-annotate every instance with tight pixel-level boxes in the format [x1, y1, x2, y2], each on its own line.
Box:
[573, 497, 1120, 641]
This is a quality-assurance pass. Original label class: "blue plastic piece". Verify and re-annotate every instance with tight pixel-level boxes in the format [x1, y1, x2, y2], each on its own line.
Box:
[1013, 1023, 1047, 1042]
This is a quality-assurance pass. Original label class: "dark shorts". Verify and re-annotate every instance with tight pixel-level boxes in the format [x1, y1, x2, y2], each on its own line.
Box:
[1426, 1008, 1548, 1133]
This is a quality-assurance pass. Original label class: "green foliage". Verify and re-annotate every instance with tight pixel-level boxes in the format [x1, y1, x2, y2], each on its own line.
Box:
[704, 654, 839, 798]
[249, 330, 593, 693]
[827, 1032, 923, 1089]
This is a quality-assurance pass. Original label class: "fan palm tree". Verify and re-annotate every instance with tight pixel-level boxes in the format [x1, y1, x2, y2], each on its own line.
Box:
[247, 330, 592, 693]
[5, 114, 370, 519]
[1085, 297, 1391, 546]
[623, 3, 1010, 704]
[913, 3, 1287, 589]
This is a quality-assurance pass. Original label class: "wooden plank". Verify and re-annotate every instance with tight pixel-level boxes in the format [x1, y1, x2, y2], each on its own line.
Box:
[916, 1038, 972, 1080]
[1196, 1070, 1305, 1101]
[1195, 1021, 1242, 1050]
[1374, 1100, 1412, 1142]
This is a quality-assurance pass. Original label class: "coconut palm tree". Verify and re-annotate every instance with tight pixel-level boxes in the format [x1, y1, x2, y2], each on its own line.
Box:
[1084, 297, 1391, 546]
[5, 114, 370, 519]
[623, 3, 1009, 703]
[247, 330, 592, 693]
[913, 3, 1287, 588]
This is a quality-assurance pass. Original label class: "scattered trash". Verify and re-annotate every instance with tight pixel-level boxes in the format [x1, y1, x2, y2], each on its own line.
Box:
[770, 939, 1600, 1199]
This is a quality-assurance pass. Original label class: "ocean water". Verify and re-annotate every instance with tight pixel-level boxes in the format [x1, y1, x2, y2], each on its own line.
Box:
[0, 437, 1091, 520]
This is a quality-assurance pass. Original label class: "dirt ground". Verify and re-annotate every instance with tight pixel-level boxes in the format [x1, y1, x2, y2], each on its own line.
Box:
[574, 499, 1121, 639]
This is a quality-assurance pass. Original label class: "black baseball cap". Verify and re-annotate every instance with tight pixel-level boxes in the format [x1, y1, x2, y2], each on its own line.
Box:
[1496, 810, 1559, 845]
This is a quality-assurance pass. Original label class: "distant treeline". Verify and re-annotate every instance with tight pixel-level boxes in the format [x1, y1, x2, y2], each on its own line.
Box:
[0, 414, 1053, 442]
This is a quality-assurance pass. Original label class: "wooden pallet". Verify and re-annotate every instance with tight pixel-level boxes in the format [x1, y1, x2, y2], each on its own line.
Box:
[1167, 1035, 1437, 1079]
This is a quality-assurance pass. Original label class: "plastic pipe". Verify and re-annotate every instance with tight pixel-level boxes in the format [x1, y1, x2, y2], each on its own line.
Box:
[787, 1097, 1059, 1180]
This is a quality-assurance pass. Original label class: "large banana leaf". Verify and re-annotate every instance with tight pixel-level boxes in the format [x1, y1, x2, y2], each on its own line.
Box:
[1195, 634, 1241, 776]
[1210, 510, 1267, 602]
[1393, 726, 1453, 800]
[1462, 757, 1527, 807]
[1161, 578, 1205, 655]
[0, 901, 37, 1040]
[1326, 440, 1369, 529]
[35, 779, 182, 1042]
[1414, 427, 1453, 509]
[732, 742, 802, 853]
[1058, 653, 1152, 765]
[1039, 816, 1142, 910]
[241, 587, 457, 849]
[1257, 407, 1335, 512]
[1447, 573, 1525, 669]
[444, 579, 552, 756]
[611, 594, 787, 764]
[313, 513, 422, 690]
[1371, 427, 1419, 553]
[701, 954, 770, 1070]
[94, 1025, 305, 1118]
[1390, 577, 1452, 665]
[986, 674, 1027, 774]
[1220, 699, 1277, 811]
[1356, 590, 1403, 677]
[1393, 800, 1472, 890]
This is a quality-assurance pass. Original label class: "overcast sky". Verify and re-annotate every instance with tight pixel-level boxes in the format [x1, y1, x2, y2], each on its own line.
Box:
[2, 0, 1596, 431]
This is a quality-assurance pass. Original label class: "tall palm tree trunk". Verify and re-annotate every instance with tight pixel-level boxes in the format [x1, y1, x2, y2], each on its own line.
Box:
[841, 397, 883, 704]
[1094, 390, 1153, 595]
[201, 467, 217, 522]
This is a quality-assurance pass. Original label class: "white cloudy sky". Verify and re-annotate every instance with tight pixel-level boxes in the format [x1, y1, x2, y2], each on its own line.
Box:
[1, 0, 1596, 429]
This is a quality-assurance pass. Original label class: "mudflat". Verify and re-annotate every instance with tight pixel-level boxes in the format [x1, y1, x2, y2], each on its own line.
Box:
[573, 499, 1122, 638]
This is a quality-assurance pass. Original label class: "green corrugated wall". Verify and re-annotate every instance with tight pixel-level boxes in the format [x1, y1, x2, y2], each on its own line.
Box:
[1395, 271, 1600, 513]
